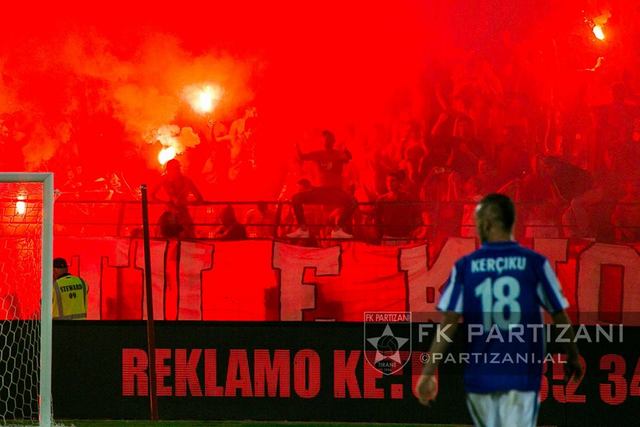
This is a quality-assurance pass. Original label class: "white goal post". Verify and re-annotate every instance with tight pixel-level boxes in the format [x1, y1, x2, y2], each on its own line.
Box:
[0, 173, 53, 427]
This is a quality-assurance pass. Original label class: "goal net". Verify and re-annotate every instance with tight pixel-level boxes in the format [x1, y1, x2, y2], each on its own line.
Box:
[0, 174, 53, 427]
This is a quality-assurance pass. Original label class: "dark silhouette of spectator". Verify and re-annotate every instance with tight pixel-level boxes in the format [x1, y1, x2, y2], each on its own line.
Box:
[287, 130, 356, 239]
[375, 171, 421, 245]
[158, 210, 183, 238]
[499, 155, 562, 237]
[214, 205, 247, 240]
[400, 139, 426, 190]
[550, 153, 620, 238]
[152, 159, 204, 239]
[395, 168, 419, 199]
[446, 138, 479, 181]
[542, 156, 593, 202]
[594, 83, 639, 170]
[610, 121, 640, 184]
[58, 164, 86, 200]
[229, 106, 258, 176]
[472, 157, 500, 195]
[244, 202, 276, 238]
[420, 164, 463, 245]
[611, 179, 640, 242]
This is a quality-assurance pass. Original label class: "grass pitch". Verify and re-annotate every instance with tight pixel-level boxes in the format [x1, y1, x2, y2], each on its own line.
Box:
[63, 421, 461, 427]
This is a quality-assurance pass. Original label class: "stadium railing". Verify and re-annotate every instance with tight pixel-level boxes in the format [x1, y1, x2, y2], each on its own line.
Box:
[2, 196, 639, 243]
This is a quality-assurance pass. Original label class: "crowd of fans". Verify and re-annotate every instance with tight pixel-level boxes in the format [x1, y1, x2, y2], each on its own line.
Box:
[35, 55, 640, 245]
[266, 70, 640, 245]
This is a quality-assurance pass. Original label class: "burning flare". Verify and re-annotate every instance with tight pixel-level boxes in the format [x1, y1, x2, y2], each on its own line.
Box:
[593, 25, 605, 41]
[158, 147, 178, 166]
[184, 84, 223, 115]
[15, 196, 26, 216]
[589, 10, 610, 41]
[158, 146, 177, 165]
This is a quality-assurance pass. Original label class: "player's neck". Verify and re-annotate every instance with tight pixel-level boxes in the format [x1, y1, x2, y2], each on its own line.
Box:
[485, 232, 514, 244]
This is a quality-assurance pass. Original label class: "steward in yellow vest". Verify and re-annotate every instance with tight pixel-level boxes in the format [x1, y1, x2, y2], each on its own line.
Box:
[53, 258, 88, 320]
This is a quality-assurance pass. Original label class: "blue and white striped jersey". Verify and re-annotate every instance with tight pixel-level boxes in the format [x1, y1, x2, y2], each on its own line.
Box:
[437, 240, 569, 393]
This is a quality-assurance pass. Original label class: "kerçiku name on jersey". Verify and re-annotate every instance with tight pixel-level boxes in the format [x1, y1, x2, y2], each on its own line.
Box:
[470, 256, 527, 274]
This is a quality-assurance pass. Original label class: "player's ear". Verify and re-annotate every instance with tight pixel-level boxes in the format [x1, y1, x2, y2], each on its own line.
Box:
[483, 218, 493, 235]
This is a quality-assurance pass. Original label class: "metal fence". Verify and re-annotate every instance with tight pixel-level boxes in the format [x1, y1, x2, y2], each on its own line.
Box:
[2, 197, 639, 242]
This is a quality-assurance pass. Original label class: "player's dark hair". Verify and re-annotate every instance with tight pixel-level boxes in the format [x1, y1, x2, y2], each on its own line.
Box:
[479, 193, 515, 231]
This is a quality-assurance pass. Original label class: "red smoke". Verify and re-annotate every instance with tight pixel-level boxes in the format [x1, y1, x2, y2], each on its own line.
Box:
[0, 1, 639, 197]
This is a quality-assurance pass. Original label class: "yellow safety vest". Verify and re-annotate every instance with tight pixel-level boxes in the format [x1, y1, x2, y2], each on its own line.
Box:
[53, 274, 88, 320]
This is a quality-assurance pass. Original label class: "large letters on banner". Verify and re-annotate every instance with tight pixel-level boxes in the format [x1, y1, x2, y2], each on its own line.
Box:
[178, 242, 214, 320]
[46, 238, 640, 323]
[273, 243, 341, 321]
[136, 239, 168, 320]
[577, 243, 640, 325]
